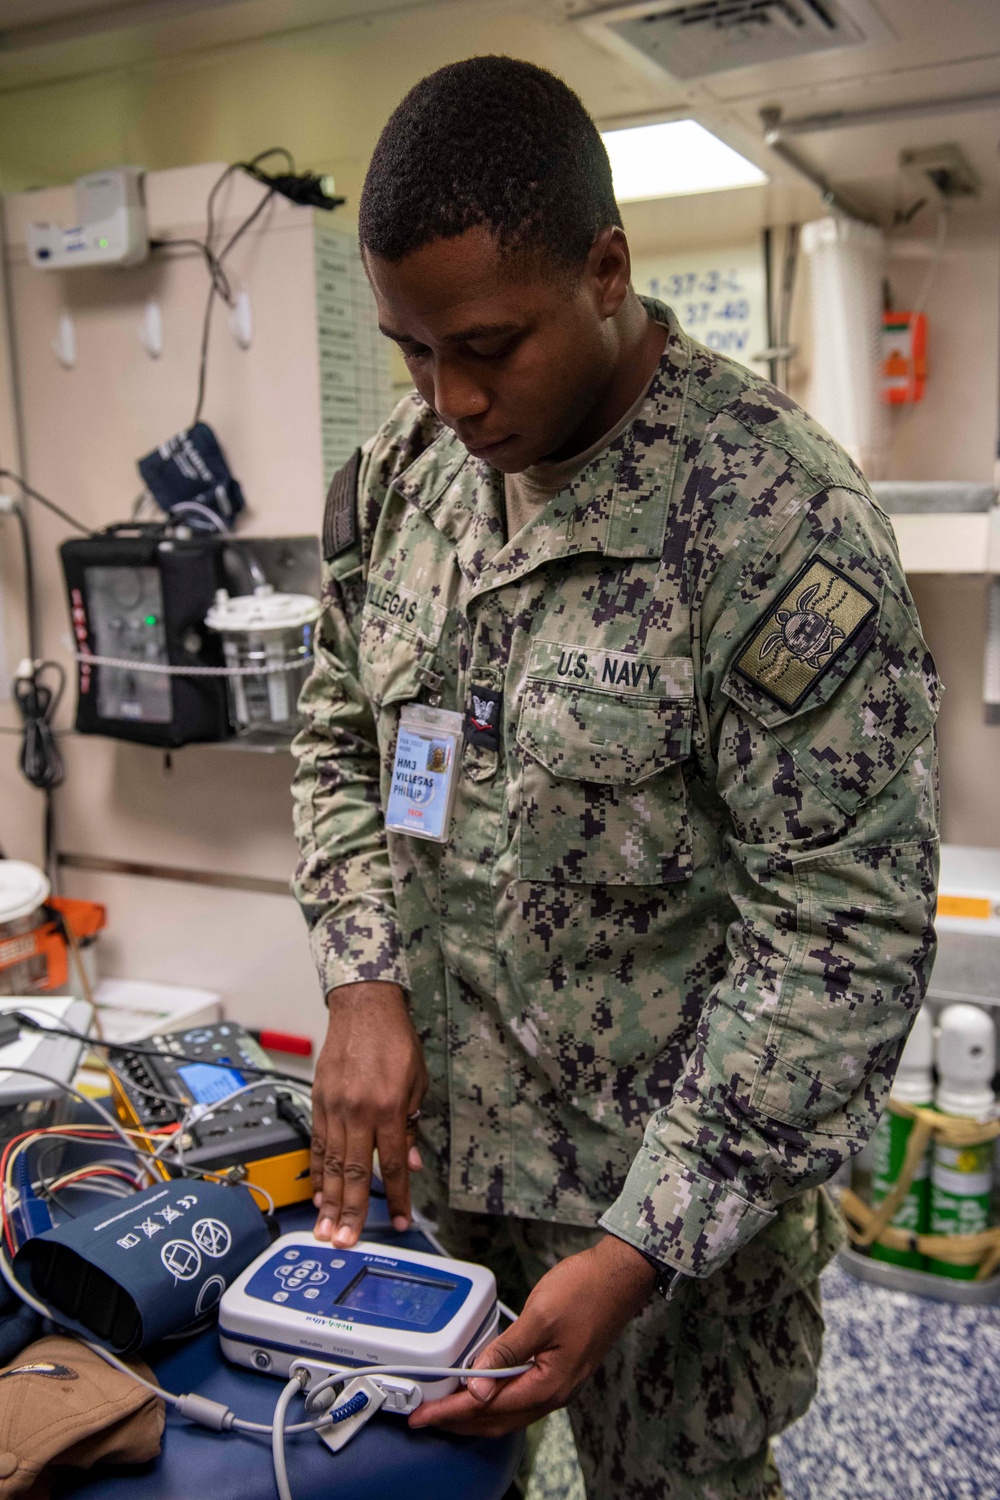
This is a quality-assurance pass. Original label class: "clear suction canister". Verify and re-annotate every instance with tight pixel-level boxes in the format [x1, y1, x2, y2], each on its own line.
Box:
[205, 586, 321, 734]
[0, 862, 51, 995]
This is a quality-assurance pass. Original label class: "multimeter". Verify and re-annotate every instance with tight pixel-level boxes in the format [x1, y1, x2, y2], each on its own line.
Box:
[218, 1233, 499, 1411]
[109, 1023, 312, 1208]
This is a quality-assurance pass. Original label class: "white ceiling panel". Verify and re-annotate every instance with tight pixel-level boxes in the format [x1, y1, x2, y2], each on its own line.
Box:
[0, 0, 996, 225]
[0, 0, 431, 54]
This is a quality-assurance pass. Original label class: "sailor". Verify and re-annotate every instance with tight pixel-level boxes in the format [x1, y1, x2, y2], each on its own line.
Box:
[292, 55, 939, 1498]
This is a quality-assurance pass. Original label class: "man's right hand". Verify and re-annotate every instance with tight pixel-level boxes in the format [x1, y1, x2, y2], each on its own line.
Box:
[311, 981, 428, 1246]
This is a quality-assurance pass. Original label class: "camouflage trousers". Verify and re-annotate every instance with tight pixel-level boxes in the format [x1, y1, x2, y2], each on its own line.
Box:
[414, 1177, 831, 1500]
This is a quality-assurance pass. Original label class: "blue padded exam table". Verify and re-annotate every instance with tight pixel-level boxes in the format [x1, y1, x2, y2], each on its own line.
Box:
[54, 1193, 521, 1500]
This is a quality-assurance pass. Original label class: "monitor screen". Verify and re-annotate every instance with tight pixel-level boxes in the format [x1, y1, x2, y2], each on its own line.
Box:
[84, 565, 171, 724]
[176, 1061, 245, 1106]
[336, 1267, 456, 1327]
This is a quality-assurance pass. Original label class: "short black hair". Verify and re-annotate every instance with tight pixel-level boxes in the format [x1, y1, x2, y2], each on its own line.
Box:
[359, 56, 622, 269]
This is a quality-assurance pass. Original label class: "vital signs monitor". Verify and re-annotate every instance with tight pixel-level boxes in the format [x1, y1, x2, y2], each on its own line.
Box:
[219, 1233, 499, 1411]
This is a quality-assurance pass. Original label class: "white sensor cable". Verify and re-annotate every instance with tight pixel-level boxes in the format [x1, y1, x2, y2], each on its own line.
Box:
[0, 1246, 531, 1500]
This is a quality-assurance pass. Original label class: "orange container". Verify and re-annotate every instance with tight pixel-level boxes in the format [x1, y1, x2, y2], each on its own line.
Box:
[0, 862, 105, 993]
[882, 310, 927, 404]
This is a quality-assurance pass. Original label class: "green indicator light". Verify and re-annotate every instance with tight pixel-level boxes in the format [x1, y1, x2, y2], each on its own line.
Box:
[98, 237, 109, 248]
[144, 615, 157, 626]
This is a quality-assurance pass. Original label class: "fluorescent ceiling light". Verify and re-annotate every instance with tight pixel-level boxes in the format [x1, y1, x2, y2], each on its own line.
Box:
[601, 119, 767, 202]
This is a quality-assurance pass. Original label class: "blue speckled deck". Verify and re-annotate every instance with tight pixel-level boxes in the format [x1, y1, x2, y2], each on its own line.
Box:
[527, 1259, 1000, 1500]
[774, 1260, 1000, 1500]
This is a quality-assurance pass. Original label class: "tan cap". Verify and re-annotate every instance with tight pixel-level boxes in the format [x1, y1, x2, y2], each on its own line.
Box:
[0, 1335, 164, 1498]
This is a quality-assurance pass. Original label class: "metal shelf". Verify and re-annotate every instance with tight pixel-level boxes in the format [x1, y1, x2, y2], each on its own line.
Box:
[839, 1246, 1000, 1305]
[204, 731, 296, 754]
[891, 510, 1000, 574]
[873, 482, 1000, 575]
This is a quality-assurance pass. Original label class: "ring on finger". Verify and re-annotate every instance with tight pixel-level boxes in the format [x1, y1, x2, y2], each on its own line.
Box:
[406, 1110, 421, 1127]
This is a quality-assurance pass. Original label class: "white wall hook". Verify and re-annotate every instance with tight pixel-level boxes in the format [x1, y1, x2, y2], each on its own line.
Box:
[139, 298, 163, 358]
[228, 288, 253, 350]
[52, 311, 76, 368]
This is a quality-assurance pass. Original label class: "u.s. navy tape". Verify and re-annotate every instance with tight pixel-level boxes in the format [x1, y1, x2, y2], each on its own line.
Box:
[14, 1181, 271, 1353]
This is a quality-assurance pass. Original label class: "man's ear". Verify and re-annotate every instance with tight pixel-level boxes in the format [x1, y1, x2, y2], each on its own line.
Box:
[586, 226, 632, 321]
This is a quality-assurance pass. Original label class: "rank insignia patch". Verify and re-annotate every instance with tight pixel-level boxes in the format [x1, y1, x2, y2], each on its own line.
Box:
[734, 556, 877, 711]
[466, 686, 502, 751]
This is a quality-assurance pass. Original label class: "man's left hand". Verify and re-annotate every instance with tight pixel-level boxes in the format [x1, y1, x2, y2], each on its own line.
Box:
[408, 1233, 658, 1437]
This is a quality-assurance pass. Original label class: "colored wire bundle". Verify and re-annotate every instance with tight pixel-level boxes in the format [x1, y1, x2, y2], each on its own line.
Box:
[1, 1122, 165, 1257]
[0, 1054, 528, 1500]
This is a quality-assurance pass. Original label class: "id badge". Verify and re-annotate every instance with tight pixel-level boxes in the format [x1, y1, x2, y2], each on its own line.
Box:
[384, 704, 464, 844]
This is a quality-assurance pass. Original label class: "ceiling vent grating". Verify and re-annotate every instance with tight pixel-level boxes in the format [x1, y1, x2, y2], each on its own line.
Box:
[598, 0, 876, 80]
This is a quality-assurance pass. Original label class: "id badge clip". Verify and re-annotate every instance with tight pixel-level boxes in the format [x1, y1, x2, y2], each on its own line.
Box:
[384, 704, 464, 844]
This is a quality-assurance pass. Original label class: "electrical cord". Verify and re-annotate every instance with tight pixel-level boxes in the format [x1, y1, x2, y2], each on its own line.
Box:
[193, 149, 287, 426]
[13, 661, 65, 790]
[0, 1027, 526, 1499]
[9, 502, 37, 660]
[31, 1137, 141, 1217]
[911, 206, 949, 320]
[11, 1011, 315, 1086]
[148, 237, 233, 304]
[5, 1012, 307, 1203]
[1, 491, 65, 797]
[0, 1238, 528, 1500]
[298, 1360, 532, 1414]
[192, 181, 277, 426]
[191, 148, 343, 426]
[0, 1065, 160, 1162]
[0, 1116, 528, 1500]
[166, 498, 228, 532]
[7, 1018, 473, 1266]
[275, 1358, 532, 1500]
[273, 1371, 308, 1500]
[0, 1065, 256, 1200]
[0, 481, 78, 874]
[0, 470, 89, 535]
[8, 1018, 437, 1251]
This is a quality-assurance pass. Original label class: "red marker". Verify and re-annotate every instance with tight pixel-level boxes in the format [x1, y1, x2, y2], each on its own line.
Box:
[248, 1028, 313, 1058]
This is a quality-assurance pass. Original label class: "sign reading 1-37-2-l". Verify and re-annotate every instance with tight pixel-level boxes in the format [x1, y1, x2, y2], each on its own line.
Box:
[631, 245, 767, 372]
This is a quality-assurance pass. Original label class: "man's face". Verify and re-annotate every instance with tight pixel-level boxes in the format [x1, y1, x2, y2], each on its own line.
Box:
[364, 225, 627, 473]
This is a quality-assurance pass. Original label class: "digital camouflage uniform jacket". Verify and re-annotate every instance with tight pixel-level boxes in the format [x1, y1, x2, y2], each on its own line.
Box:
[292, 299, 940, 1287]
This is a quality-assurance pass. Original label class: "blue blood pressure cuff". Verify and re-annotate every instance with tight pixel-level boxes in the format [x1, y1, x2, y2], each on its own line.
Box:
[138, 422, 246, 533]
[13, 1181, 270, 1353]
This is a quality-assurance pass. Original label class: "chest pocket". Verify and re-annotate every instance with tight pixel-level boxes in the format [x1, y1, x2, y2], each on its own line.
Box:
[516, 675, 695, 886]
[356, 579, 447, 716]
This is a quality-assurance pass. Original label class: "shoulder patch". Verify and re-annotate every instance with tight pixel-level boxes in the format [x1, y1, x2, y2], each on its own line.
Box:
[733, 556, 877, 711]
[322, 448, 361, 560]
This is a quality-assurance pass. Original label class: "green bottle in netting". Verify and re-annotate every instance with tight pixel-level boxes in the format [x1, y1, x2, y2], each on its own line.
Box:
[870, 1006, 933, 1269]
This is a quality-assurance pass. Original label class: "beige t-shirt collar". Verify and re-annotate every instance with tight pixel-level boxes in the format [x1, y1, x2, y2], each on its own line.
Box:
[503, 372, 656, 541]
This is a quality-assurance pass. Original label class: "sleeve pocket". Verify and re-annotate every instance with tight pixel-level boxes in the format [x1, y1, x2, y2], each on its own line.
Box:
[749, 838, 939, 1137]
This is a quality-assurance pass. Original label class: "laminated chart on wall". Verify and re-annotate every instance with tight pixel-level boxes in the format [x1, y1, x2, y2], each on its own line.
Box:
[314, 220, 394, 485]
[631, 244, 767, 372]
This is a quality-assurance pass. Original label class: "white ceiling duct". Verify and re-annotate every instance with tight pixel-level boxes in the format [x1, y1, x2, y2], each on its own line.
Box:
[577, 0, 890, 81]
